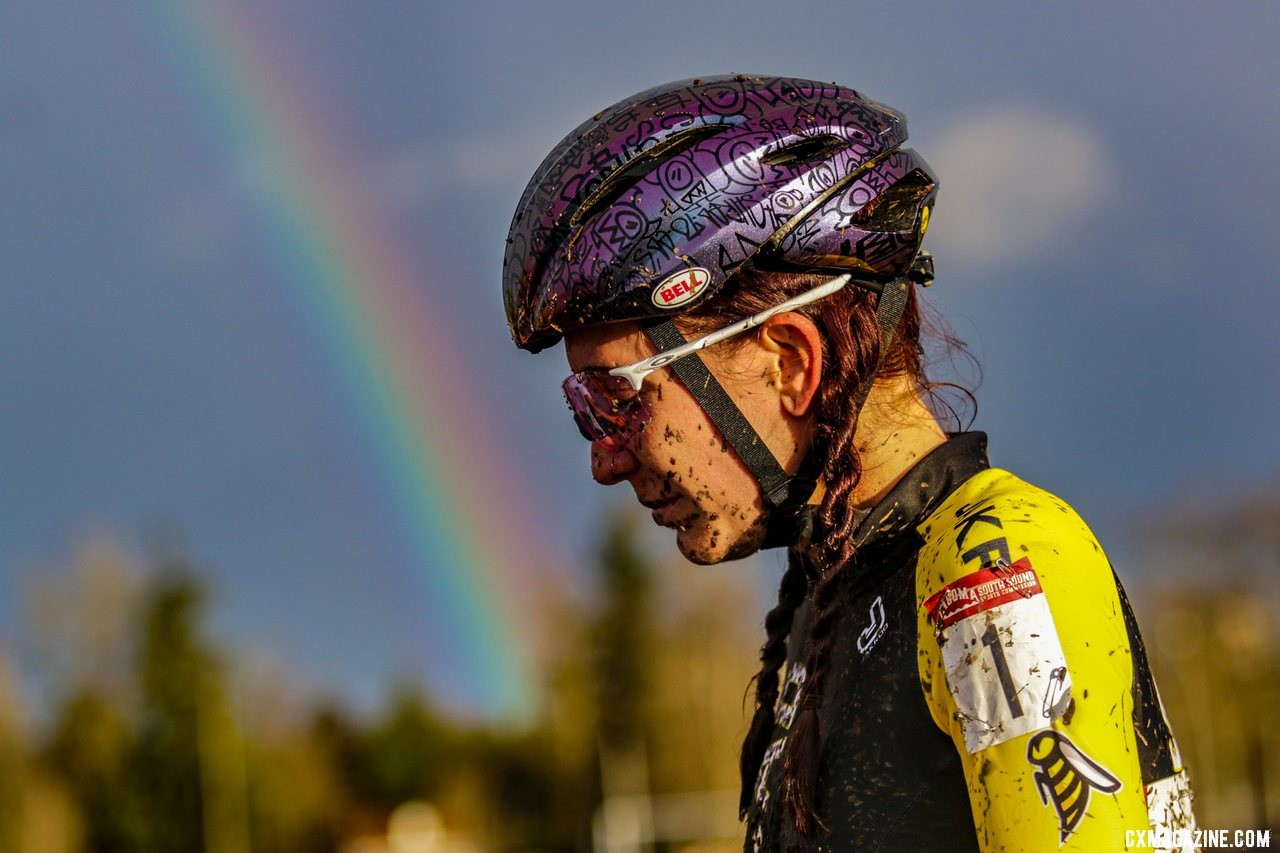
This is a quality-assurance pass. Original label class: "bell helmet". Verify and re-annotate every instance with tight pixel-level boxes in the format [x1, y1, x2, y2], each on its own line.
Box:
[504, 73, 937, 353]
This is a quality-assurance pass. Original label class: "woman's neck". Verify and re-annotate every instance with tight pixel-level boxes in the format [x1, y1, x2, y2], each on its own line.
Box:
[806, 375, 947, 511]
[853, 377, 948, 506]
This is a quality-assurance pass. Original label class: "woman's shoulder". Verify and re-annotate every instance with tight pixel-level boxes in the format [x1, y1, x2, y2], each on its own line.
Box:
[914, 467, 1111, 592]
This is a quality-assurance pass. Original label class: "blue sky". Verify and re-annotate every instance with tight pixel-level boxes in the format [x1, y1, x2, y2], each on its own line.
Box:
[2, 0, 1277, 718]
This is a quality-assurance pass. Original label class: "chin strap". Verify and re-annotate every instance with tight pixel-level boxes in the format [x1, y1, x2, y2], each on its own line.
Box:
[644, 319, 811, 509]
[644, 318, 819, 550]
[644, 270, 917, 549]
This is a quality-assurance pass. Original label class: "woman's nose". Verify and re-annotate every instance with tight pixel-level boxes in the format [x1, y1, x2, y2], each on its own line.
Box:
[591, 442, 639, 485]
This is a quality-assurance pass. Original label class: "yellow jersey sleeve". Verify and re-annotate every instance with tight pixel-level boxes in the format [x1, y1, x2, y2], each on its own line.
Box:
[914, 468, 1183, 851]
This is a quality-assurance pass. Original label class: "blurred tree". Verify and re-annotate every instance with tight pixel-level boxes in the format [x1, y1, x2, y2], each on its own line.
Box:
[43, 688, 143, 849]
[1133, 484, 1280, 831]
[356, 685, 450, 809]
[29, 536, 154, 851]
[14, 517, 763, 850]
[591, 511, 658, 850]
[592, 511, 656, 751]
[532, 576, 608, 849]
[585, 510, 759, 850]
[244, 718, 345, 853]
[36, 541, 247, 852]
[131, 561, 219, 851]
[645, 562, 758, 799]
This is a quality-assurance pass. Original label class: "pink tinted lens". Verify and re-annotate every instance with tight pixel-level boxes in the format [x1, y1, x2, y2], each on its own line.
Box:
[561, 371, 648, 447]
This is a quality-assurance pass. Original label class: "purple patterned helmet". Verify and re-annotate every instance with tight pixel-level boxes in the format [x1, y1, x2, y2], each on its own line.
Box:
[504, 74, 938, 353]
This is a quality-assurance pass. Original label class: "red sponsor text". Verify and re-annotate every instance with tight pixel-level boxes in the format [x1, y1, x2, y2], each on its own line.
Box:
[924, 557, 1043, 630]
[653, 268, 708, 307]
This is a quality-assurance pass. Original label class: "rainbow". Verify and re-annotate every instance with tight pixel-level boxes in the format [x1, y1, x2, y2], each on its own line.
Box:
[137, 0, 556, 720]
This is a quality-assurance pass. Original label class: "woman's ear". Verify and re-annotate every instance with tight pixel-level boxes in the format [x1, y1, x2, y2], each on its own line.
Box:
[757, 313, 823, 418]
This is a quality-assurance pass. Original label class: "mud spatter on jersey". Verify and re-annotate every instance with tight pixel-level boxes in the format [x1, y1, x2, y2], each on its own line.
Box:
[744, 433, 1194, 852]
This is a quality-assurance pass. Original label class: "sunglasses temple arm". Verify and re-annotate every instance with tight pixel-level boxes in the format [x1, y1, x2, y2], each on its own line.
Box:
[609, 274, 851, 391]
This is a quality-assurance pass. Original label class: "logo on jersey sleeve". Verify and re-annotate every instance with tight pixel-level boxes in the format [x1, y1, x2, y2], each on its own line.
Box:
[856, 596, 887, 656]
[924, 558, 1042, 629]
[1027, 730, 1122, 844]
[923, 557, 1073, 752]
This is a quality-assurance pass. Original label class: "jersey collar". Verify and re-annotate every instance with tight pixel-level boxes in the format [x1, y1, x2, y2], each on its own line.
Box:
[850, 431, 990, 553]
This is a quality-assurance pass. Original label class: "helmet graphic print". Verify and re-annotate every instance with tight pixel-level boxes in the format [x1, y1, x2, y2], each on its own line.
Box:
[504, 74, 938, 353]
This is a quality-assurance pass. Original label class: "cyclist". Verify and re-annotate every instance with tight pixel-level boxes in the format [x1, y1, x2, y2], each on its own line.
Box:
[503, 74, 1196, 851]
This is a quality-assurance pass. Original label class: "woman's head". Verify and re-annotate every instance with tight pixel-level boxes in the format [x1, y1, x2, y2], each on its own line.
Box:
[507, 75, 939, 553]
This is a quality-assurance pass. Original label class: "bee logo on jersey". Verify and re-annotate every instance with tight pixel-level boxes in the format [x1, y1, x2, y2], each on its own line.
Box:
[1027, 730, 1122, 844]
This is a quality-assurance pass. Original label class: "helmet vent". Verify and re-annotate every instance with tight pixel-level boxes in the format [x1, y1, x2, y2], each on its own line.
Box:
[760, 134, 847, 167]
[851, 168, 936, 231]
[571, 123, 725, 227]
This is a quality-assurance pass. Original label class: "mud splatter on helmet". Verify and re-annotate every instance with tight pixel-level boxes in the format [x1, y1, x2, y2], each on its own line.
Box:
[504, 73, 937, 352]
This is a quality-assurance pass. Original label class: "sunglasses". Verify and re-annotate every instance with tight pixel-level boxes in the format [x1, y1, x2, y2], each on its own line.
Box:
[561, 274, 851, 449]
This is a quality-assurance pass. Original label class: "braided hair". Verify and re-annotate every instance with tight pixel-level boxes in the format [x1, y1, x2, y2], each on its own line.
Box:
[676, 266, 961, 836]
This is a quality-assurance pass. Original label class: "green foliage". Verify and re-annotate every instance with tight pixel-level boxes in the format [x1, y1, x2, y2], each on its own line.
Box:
[43, 689, 144, 850]
[353, 686, 449, 809]
[134, 569, 214, 852]
[35, 558, 219, 852]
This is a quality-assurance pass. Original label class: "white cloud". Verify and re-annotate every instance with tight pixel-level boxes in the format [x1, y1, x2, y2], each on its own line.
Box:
[924, 106, 1113, 269]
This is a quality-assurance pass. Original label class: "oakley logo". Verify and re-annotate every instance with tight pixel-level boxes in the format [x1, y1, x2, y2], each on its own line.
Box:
[652, 268, 710, 308]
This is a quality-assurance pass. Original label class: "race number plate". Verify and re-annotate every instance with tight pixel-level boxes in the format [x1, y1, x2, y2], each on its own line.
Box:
[924, 558, 1072, 753]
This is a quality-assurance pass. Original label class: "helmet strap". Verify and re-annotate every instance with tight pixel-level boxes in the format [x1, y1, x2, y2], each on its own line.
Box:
[644, 273, 914, 550]
[851, 277, 911, 411]
[643, 319, 818, 539]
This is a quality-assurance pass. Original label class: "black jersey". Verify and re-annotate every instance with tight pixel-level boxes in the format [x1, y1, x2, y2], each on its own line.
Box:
[744, 433, 1195, 852]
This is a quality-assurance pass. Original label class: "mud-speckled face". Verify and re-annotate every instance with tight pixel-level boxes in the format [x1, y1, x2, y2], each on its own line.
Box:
[564, 321, 779, 564]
